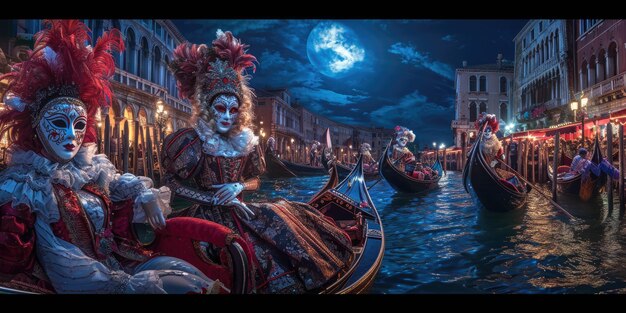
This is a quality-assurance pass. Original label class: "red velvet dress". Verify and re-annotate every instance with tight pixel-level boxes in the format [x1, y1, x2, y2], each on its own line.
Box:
[163, 127, 354, 293]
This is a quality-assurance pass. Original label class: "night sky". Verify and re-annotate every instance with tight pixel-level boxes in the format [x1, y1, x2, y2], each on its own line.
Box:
[173, 20, 528, 148]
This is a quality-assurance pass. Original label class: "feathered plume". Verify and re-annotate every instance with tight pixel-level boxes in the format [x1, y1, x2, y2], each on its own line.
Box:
[212, 30, 257, 73]
[0, 19, 124, 150]
[169, 43, 209, 100]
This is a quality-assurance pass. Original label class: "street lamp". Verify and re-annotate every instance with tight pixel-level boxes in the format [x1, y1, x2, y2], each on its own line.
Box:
[155, 99, 169, 142]
[571, 92, 589, 144]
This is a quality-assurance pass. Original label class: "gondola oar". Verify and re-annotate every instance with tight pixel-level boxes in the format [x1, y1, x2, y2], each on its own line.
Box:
[367, 178, 382, 190]
[463, 122, 488, 193]
[497, 159, 576, 220]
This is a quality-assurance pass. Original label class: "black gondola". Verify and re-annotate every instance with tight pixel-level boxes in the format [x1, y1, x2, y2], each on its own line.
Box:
[547, 135, 607, 201]
[379, 140, 440, 193]
[462, 129, 528, 212]
[308, 154, 385, 293]
[281, 159, 328, 176]
[264, 145, 297, 178]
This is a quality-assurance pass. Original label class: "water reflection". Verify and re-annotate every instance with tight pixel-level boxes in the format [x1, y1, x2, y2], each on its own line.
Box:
[251, 171, 626, 293]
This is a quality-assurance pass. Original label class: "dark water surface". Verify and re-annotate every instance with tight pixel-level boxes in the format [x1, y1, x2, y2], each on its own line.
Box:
[247, 172, 626, 293]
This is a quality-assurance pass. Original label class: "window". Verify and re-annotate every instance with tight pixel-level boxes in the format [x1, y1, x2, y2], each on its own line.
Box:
[500, 77, 507, 94]
[500, 103, 507, 122]
[469, 102, 477, 122]
[539, 21, 543, 32]
[469, 76, 477, 92]
[479, 76, 486, 92]
[531, 29, 535, 41]
[479, 102, 487, 114]
[523, 39, 526, 48]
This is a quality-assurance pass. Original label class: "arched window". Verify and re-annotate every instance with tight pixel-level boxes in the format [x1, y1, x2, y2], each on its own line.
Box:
[479, 102, 487, 115]
[139, 37, 149, 79]
[555, 30, 560, 55]
[597, 49, 606, 82]
[152, 46, 161, 84]
[500, 103, 507, 122]
[469, 76, 477, 92]
[607, 42, 618, 78]
[589, 55, 597, 86]
[500, 77, 507, 94]
[124, 28, 136, 74]
[479, 76, 486, 92]
[580, 60, 588, 90]
[469, 102, 477, 122]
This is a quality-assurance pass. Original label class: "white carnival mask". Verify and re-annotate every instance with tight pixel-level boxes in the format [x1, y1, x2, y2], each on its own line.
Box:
[397, 136, 409, 148]
[484, 126, 493, 139]
[211, 94, 239, 134]
[37, 101, 88, 163]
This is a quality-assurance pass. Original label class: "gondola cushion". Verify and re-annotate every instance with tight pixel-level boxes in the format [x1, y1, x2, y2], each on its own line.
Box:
[557, 165, 570, 174]
[499, 179, 519, 192]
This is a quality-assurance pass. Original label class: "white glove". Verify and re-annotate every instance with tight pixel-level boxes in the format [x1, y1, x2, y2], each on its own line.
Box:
[142, 200, 166, 230]
[212, 182, 244, 206]
[230, 198, 255, 220]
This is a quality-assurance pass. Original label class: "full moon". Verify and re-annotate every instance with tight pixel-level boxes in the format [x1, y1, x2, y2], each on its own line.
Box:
[306, 22, 365, 78]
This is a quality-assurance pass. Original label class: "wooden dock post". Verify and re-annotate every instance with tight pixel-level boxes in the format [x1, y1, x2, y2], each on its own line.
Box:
[619, 124, 624, 213]
[523, 139, 529, 180]
[607, 122, 614, 212]
[122, 121, 129, 174]
[138, 125, 147, 177]
[552, 132, 559, 202]
[461, 133, 467, 169]
[537, 141, 543, 183]
[104, 117, 110, 159]
[145, 126, 155, 181]
[132, 120, 139, 175]
[530, 139, 537, 184]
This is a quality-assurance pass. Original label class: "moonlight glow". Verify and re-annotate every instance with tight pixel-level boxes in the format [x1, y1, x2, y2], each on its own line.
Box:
[306, 22, 365, 78]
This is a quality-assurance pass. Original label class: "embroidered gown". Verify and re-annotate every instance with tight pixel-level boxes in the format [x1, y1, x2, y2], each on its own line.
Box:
[162, 121, 354, 293]
[0, 144, 220, 294]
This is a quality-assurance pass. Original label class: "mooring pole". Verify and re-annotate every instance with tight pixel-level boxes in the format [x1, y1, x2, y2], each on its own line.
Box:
[552, 132, 559, 202]
[607, 122, 614, 212]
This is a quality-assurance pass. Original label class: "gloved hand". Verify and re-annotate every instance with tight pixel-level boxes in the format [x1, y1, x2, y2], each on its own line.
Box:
[230, 198, 255, 220]
[142, 199, 166, 230]
[212, 182, 244, 206]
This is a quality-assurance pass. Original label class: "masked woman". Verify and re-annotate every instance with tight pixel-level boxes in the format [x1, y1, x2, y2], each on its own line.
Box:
[0, 20, 223, 294]
[164, 30, 353, 293]
[389, 126, 416, 174]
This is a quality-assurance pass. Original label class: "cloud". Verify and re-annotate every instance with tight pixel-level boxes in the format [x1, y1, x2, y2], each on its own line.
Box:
[173, 20, 282, 40]
[290, 87, 369, 107]
[369, 90, 454, 143]
[388, 42, 455, 81]
[441, 34, 455, 42]
[255, 50, 323, 89]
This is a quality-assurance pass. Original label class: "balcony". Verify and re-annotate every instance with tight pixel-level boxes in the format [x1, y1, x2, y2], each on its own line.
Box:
[114, 68, 192, 114]
[451, 119, 471, 129]
[579, 73, 626, 100]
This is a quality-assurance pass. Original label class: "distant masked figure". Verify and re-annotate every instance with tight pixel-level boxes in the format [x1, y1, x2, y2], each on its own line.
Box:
[389, 126, 416, 173]
[360, 143, 378, 173]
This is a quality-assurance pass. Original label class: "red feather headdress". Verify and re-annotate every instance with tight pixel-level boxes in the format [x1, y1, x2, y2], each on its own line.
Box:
[169, 30, 257, 104]
[0, 19, 123, 149]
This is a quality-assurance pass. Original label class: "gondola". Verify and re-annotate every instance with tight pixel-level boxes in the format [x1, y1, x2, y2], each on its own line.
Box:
[308, 154, 385, 293]
[0, 154, 382, 295]
[379, 140, 440, 193]
[281, 158, 329, 176]
[264, 145, 297, 178]
[547, 135, 607, 201]
[462, 128, 528, 212]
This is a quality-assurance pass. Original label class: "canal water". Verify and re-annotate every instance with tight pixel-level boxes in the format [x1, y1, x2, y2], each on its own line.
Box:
[248, 172, 626, 294]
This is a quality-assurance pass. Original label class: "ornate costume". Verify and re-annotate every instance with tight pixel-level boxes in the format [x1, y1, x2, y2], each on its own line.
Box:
[360, 143, 378, 173]
[165, 30, 353, 293]
[0, 20, 224, 294]
[476, 114, 503, 166]
[390, 126, 416, 173]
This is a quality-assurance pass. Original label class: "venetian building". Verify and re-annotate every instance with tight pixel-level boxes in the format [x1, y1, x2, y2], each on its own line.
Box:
[512, 20, 573, 131]
[574, 19, 626, 119]
[451, 55, 514, 148]
[254, 88, 392, 164]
